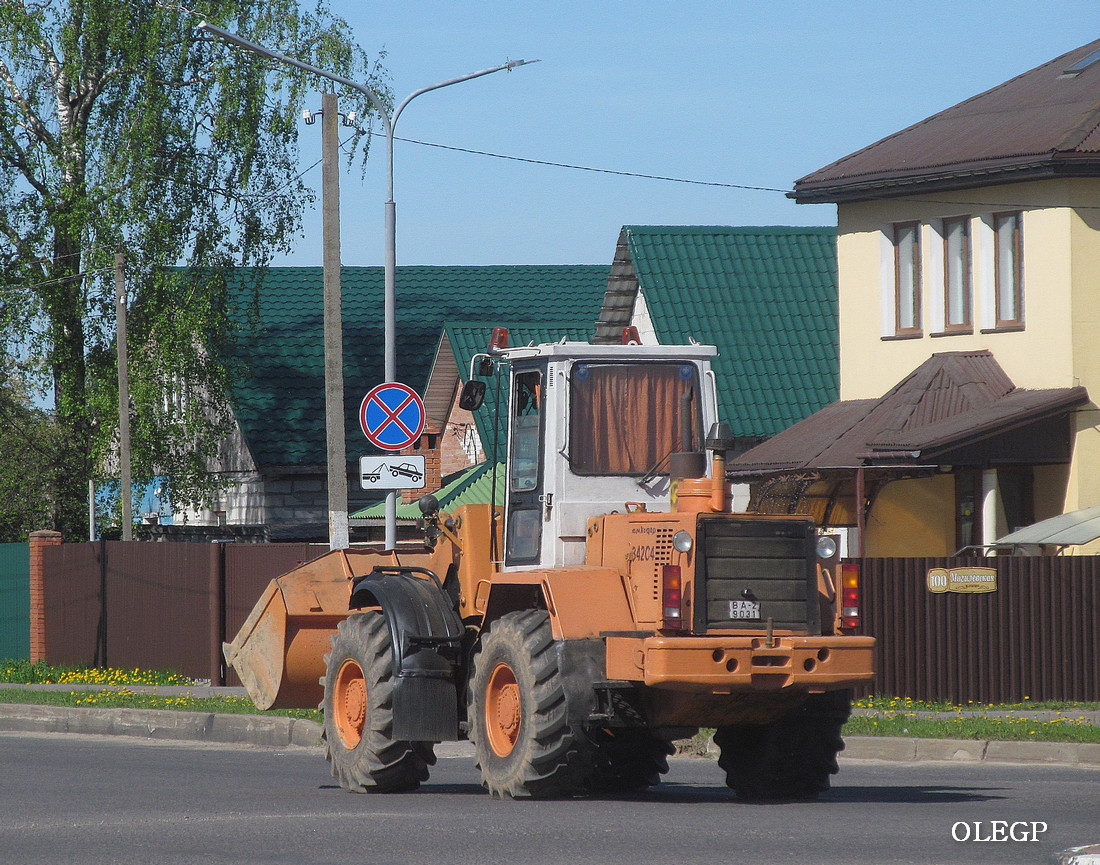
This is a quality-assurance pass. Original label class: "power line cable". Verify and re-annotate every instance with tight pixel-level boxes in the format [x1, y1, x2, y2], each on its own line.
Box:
[385, 131, 791, 193]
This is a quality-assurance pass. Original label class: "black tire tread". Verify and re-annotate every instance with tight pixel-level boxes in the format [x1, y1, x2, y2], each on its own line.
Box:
[320, 611, 435, 793]
[714, 689, 851, 801]
[469, 609, 593, 799]
[588, 728, 674, 792]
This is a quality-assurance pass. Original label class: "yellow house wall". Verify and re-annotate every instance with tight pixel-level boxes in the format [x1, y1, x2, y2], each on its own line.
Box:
[836, 180, 1082, 400]
[834, 179, 1100, 546]
[864, 474, 955, 557]
[1067, 188, 1100, 514]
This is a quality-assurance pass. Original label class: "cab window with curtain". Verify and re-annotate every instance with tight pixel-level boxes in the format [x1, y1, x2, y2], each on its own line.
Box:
[569, 362, 701, 476]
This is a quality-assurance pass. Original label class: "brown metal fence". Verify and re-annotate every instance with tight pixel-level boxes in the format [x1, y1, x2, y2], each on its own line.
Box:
[860, 557, 1100, 704]
[37, 543, 1100, 702]
[42, 541, 322, 682]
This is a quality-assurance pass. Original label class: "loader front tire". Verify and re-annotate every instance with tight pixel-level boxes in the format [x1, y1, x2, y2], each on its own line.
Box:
[714, 689, 851, 801]
[469, 610, 593, 799]
[321, 610, 435, 793]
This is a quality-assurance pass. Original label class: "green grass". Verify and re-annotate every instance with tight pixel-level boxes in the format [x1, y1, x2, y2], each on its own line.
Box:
[855, 694, 1100, 713]
[0, 686, 321, 721]
[849, 693, 1100, 743]
[1, 659, 195, 687]
[845, 714, 1100, 742]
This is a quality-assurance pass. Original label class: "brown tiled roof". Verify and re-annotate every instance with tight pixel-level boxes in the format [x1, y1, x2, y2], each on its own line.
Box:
[729, 351, 1089, 476]
[793, 39, 1100, 203]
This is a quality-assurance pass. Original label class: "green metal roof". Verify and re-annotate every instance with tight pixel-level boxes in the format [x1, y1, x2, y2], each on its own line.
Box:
[224, 266, 608, 469]
[350, 460, 505, 520]
[615, 226, 838, 438]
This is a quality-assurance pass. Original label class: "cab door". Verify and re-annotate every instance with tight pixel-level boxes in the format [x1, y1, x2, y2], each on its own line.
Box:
[504, 364, 545, 567]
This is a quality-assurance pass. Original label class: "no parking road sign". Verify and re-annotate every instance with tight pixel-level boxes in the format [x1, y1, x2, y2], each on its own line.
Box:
[359, 382, 426, 451]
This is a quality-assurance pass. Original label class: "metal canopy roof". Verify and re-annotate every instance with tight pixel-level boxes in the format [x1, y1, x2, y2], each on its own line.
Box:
[997, 505, 1100, 547]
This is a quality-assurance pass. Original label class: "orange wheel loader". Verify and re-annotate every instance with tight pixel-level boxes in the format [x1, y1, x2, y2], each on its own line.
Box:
[223, 333, 875, 799]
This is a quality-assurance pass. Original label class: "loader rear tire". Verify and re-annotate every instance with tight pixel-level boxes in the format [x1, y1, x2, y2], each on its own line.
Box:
[714, 689, 851, 801]
[588, 728, 674, 792]
[469, 610, 593, 799]
[321, 610, 435, 793]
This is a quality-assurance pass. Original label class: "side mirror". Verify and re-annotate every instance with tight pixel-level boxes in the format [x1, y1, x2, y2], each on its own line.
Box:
[458, 380, 486, 411]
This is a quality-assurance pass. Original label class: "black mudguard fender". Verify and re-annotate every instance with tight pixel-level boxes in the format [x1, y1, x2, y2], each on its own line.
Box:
[349, 567, 465, 741]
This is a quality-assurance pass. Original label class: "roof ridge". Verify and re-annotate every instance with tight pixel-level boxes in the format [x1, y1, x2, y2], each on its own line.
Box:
[623, 225, 835, 235]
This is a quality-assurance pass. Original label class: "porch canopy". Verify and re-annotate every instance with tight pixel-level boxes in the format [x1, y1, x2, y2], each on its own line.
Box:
[728, 350, 1089, 524]
[997, 505, 1100, 547]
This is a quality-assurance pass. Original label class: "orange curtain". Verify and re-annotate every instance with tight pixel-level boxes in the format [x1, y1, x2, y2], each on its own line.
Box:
[571, 364, 700, 475]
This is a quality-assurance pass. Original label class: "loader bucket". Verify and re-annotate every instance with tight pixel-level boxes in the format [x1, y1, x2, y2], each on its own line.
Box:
[224, 546, 452, 710]
[223, 554, 357, 710]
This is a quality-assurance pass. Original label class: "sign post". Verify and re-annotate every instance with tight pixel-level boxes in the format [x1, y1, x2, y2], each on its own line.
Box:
[360, 383, 426, 548]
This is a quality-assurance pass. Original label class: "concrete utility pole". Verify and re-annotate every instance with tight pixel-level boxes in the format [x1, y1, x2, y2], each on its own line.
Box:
[114, 248, 132, 541]
[321, 92, 349, 550]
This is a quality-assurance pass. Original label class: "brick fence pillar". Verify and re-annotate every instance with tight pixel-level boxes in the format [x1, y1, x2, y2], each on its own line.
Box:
[29, 530, 62, 663]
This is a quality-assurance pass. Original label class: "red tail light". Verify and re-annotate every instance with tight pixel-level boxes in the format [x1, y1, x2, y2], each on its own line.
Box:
[662, 565, 684, 630]
[840, 563, 860, 630]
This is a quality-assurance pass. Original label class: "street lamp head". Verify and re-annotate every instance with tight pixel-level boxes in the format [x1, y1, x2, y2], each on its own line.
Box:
[504, 59, 540, 71]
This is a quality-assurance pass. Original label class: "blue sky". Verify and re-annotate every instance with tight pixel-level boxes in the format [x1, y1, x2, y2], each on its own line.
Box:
[273, 1, 1100, 267]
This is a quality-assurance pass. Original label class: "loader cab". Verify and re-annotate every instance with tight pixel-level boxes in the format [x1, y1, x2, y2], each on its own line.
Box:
[478, 339, 719, 571]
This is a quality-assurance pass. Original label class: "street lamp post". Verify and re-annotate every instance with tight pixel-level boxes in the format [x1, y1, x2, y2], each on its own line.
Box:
[197, 22, 536, 549]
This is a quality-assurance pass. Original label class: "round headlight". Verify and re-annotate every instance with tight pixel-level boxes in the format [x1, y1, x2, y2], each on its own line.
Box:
[672, 530, 693, 553]
[816, 535, 839, 559]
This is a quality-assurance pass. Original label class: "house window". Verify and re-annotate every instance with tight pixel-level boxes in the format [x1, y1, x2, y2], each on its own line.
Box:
[943, 217, 972, 331]
[993, 212, 1023, 327]
[893, 222, 921, 335]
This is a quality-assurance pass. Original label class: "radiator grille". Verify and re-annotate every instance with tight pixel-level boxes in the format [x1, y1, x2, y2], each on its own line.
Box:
[695, 517, 819, 632]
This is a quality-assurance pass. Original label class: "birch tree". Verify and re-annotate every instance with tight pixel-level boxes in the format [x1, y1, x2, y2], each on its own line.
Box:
[0, 0, 388, 537]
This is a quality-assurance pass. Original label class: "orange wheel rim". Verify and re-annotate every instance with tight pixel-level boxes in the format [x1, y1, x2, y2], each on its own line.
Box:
[333, 658, 367, 749]
[484, 662, 521, 757]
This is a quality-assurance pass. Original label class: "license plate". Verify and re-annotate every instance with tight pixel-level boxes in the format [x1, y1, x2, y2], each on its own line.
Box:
[729, 600, 760, 620]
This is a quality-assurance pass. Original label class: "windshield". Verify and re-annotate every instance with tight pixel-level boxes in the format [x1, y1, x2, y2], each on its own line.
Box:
[569, 362, 701, 476]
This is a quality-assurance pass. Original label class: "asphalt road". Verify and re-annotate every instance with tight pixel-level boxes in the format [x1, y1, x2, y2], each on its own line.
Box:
[1, 731, 1096, 865]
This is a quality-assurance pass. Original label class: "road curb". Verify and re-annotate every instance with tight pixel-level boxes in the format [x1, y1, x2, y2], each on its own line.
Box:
[841, 735, 1100, 766]
[0, 703, 323, 748]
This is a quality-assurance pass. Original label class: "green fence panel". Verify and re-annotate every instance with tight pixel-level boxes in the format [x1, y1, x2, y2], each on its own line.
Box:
[0, 543, 30, 659]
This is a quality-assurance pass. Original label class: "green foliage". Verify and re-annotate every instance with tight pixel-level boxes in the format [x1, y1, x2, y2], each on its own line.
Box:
[0, 0, 390, 536]
[0, 370, 57, 541]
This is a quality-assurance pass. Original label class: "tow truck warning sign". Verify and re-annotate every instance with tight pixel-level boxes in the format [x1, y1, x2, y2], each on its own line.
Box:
[359, 455, 426, 491]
